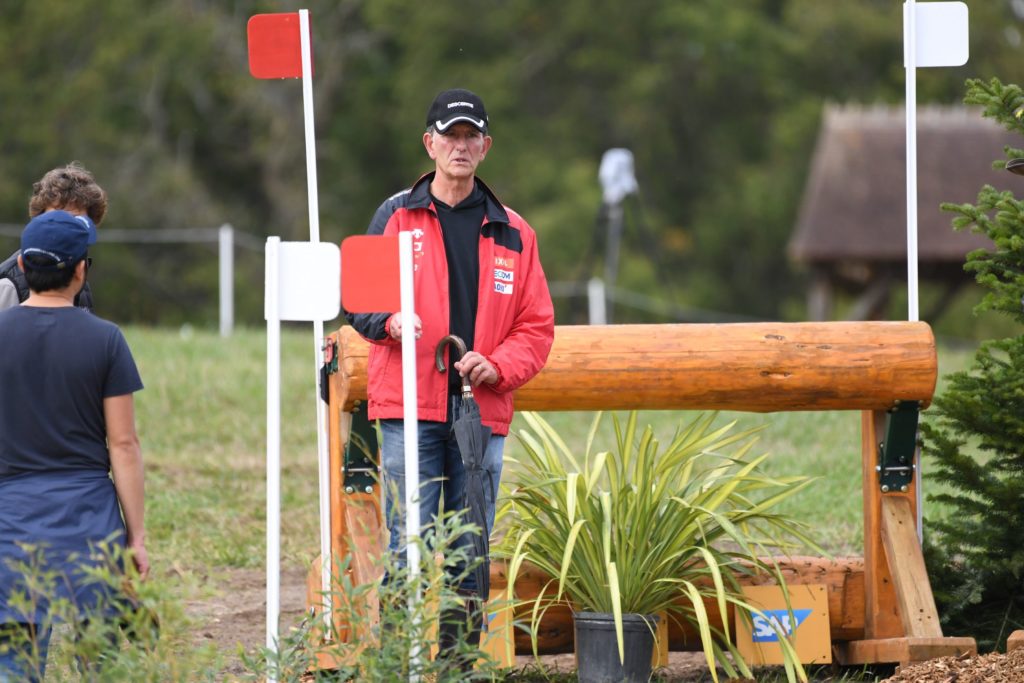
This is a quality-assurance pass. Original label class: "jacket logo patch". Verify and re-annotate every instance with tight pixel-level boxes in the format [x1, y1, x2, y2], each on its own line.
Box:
[494, 268, 514, 283]
[494, 256, 515, 268]
[494, 281, 514, 295]
[411, 227, 425, 254]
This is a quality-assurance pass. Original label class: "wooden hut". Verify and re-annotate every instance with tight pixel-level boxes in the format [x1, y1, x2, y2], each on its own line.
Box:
[789, 104, 1017, 320]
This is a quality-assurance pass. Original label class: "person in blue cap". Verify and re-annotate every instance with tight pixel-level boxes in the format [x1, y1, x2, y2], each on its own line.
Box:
[0, 211, 147, 682]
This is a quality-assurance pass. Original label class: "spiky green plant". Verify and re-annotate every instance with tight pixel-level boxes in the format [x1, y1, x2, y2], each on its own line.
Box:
[497, 411, 821, 683]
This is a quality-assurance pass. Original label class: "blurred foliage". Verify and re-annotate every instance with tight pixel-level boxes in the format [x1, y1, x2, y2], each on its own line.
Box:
[2, 0, 1024, 328]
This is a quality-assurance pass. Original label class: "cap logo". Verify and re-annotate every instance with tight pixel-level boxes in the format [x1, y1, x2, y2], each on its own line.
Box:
[21, 247, 68, 268]
[447, 101, 475, 109]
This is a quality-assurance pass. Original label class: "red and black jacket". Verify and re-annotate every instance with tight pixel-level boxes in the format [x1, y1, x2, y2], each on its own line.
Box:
[345, 173, 555, 436]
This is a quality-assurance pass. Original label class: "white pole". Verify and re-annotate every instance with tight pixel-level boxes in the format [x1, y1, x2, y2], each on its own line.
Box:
[299, 8, 320, 245]
[265, 237, 282, 683]
[905, 0, 919, 323]
[904, 0, 924, 543]
[219, 224, 234, 338]
[399, 231, 421, 679]
[298, 8, 334, 624]
[587, 277, 607, 325]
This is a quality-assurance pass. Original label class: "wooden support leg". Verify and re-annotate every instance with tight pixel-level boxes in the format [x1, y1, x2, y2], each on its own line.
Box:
[861, 410, 904, 641]
[880, 496, 941, 638]
[835, 411, 976, 665]
[306, 332, 388, 670]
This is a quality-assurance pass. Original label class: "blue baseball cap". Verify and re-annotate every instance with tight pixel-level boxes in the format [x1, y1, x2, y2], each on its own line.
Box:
[20, 210, 98, 271]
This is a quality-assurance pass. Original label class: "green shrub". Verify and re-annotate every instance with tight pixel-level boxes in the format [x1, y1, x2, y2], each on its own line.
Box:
[923, 76, 1024, 651]
[1, 540, 215, 682]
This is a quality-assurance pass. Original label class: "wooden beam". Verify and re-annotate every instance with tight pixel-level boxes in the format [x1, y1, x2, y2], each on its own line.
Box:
[336, 322, 937, 414]
[880, 496, 943, 638]
[862, 410, 904, 640]
[835, 637, 976, 666]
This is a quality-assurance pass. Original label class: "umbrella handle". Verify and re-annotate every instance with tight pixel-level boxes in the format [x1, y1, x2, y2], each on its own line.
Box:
[435, 334, 473, 397]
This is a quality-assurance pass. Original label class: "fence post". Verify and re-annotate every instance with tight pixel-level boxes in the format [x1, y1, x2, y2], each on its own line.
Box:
[219, 224, 234, 337]
[587, 277, 607, 325]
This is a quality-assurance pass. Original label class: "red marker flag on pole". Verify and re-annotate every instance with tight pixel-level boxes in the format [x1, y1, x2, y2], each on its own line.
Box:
[247, 13, 314, 79]
[341, 235, 401, 313]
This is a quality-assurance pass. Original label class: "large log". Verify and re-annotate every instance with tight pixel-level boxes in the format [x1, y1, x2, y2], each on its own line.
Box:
[336, 322, 936, 413]
[490, 557, 866, 653]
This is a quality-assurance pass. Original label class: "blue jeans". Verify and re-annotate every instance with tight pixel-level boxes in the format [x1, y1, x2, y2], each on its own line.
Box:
[379, 396, 505, 592]
[0, 623, 51, 683]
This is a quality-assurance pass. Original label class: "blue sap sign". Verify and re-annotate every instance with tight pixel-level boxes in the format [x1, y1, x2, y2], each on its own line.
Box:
[751, 609, 813, 643]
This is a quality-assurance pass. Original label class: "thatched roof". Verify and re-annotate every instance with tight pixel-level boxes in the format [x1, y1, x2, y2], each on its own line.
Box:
[789, 104, 1017, 266]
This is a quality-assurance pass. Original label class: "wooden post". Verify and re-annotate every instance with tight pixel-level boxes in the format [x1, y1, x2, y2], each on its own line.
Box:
[334, 322, 939, 413]
[833, 410, 976, 665]
[862, 409, 905, 640]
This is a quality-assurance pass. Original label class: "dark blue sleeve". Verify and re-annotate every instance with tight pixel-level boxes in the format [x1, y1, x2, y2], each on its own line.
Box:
[104, 329, 144, 397]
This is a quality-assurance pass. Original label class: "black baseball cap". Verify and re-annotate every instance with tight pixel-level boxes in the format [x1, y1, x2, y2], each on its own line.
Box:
[425, 88, 489, 134]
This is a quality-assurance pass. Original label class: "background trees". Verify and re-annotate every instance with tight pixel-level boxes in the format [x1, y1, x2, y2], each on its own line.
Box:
[2, 0, 1024, 327]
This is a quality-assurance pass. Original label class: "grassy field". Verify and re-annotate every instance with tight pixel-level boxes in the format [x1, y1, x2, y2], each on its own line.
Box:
[97, 325, 978, 679]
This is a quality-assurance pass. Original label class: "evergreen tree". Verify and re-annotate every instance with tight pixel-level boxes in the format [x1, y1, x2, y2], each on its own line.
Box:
[923, 77, 1024, 651]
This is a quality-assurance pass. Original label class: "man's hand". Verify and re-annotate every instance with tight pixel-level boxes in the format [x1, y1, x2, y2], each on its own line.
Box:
[454, 351, 498, 387]
[388, 312, 422, 341]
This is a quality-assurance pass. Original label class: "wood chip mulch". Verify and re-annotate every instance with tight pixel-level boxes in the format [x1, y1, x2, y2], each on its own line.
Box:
[883, 647, 1024, 683]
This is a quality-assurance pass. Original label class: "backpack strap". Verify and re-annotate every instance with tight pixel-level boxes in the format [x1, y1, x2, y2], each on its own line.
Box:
[0, 250, 29, 303]
[0, 250, 94, 311]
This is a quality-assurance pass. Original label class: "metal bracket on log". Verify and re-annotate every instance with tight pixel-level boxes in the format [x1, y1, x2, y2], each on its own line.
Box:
[342, 402, 378, 495]
[877, 400, 919, 494]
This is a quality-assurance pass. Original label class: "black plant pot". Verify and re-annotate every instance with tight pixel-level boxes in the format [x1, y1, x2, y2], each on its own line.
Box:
[574, 611, 659, 683]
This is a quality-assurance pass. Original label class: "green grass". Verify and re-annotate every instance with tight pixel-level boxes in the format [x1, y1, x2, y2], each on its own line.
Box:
[129, 325, 321, 572]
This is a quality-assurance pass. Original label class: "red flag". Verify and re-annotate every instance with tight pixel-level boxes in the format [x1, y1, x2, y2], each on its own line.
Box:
[341, 235, 401, 313]
[247, 13, 313, 79]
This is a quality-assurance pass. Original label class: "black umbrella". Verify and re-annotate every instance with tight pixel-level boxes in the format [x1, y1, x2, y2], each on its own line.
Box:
[435, 334, 493, 601]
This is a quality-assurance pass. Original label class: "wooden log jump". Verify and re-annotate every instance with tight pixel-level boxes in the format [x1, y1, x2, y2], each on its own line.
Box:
[312, 321, 976, 666]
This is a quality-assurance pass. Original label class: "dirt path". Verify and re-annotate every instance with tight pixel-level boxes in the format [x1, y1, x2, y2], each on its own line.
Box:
[185, 567, 309, 678]
[183, 567, 716, 680]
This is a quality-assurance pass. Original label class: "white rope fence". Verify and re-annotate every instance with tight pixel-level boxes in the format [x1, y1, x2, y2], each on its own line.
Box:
[0, 222, 264, 336]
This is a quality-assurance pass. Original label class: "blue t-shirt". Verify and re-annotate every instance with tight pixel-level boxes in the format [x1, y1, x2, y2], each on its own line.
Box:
[0, 306, 143, 477]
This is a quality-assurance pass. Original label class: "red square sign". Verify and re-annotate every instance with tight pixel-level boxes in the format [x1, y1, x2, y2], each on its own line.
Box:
[247, 13, 313, 79]
[341, 235, 401, 313]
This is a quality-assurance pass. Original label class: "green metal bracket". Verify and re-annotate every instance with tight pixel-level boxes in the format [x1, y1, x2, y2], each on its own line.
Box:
[876, 400, 920, 494]
[319, 339, 339, 404]
[324, 339, 339, 374]
[343, 402, 379, 495]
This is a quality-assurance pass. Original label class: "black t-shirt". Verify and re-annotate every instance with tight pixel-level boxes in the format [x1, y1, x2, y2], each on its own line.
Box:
[0, 306, 143, 477]
[433, 183, 485, 393]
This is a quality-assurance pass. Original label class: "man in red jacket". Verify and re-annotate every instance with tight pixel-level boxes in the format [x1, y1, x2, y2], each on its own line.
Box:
[345, 88, 554, 663]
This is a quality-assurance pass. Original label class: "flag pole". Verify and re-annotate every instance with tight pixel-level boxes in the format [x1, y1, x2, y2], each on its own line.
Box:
[398, 231, 422, 680]
[904, 0, 925, 543]
[296, 8, 334, 627]
[265, 237, 282, 683]
[905, 0, 919, 324]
